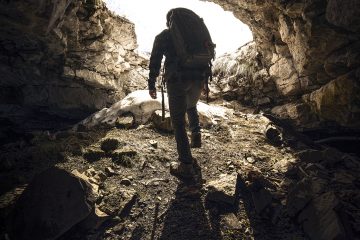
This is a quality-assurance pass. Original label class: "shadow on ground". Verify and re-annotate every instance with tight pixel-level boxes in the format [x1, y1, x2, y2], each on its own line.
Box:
[159, 185, 217, 240]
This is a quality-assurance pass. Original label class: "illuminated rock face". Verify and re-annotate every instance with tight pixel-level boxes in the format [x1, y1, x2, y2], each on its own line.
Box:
[0, 0, 148, 121]
[210, 0, 360, 128]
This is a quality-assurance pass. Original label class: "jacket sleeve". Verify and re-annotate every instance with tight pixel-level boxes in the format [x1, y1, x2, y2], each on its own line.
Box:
[148, 31, 166, 89]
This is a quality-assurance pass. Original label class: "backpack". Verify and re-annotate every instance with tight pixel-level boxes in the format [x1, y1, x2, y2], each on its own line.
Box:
[167, 8, 216, 70]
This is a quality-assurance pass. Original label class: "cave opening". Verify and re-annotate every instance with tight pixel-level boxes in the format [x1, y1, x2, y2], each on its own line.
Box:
[0, 1, 360, 239]
[104, 0, 253, 56]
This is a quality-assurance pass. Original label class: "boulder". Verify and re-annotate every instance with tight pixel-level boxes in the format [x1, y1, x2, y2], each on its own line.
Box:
[206, 173, 238, 205]
[303, 71, 360, 127]
[271, 102, 315, 127]
[10, 168, 95, 240]
[295, 147, 344, 167]
[77, 90, 165, 128]
[298, 192, 349, 240]
[197, 102, 234, 127]
[76, 90, 233, 129]
[287, 177, 327, 217]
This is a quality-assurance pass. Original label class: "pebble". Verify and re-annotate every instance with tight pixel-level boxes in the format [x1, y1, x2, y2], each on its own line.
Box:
[147, 163, 156, 169]
[120, 178, 132, 186]
[105, 167, 117, 176]
[149, 140, 158, 148]
[246, 157, 256, 163]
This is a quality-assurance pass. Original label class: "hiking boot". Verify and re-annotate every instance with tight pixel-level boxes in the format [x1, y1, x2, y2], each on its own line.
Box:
[190, 132, 201, 148]
[170, 162, 195, 180]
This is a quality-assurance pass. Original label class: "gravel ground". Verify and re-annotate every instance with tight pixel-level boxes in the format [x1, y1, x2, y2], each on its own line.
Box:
[1, 108, 310, 240]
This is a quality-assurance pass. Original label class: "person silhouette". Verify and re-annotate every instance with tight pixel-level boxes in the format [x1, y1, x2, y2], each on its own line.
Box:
[148, 8, 214, 181]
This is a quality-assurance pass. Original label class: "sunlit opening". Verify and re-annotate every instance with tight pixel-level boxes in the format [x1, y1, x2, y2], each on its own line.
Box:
[104, 0, 253, 56]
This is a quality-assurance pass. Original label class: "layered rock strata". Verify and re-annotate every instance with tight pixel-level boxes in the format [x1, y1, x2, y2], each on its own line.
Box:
[211, 0, 360, 128]
[0, 0, 148, 124]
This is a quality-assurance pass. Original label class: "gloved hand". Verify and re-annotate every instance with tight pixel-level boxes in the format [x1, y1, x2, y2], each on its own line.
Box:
[148, 78, 157, 99]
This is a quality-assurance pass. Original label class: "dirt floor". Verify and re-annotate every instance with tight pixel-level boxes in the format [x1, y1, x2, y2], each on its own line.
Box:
[0, 102, 349, 240]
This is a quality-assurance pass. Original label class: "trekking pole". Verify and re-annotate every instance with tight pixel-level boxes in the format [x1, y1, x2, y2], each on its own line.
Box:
[206, 77, 209, 104]
[161, 82, 165, 121]
[161, 67, 165, 121]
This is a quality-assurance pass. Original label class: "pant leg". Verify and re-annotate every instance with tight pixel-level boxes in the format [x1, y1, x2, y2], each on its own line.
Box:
[187, 107, 200, 133]
[186, 80, 204, 133]
[167, 78, 193, 164]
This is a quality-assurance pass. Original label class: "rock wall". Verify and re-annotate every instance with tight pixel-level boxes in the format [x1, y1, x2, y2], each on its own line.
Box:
[0, 0, 148, 123]
[211, 0, 360, 128]
[212, 42, 277, 106]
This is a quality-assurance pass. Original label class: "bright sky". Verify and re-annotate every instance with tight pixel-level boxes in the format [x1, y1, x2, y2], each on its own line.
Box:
[104, 0, 253, 56]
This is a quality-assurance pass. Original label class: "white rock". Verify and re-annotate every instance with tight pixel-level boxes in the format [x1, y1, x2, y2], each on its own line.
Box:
[77, 90, 233, 129]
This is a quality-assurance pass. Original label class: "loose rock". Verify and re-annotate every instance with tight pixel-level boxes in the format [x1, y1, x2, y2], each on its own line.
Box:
[149, 140, 158, 148]
[120, 178, 132, 186]
[115, 114, 135, 129]
[206, 173, 238, 205]
[298, 191, 350, 240]
[99, 188, 138, 217]
[264, 123, 283, 146]
[286, 177, 327, 217]
[101, 138, 120, 153]
[105, 166, 118, 176]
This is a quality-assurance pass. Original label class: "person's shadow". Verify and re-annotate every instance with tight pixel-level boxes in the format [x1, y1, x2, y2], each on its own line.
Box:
[158, 186, 213, 240]
[158, 161, 222, 240]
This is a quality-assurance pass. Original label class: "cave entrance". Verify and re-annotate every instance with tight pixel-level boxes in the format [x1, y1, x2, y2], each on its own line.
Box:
[104, 0, 253, 56]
